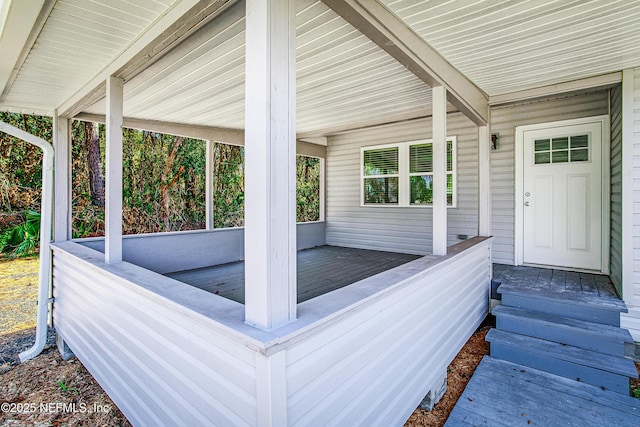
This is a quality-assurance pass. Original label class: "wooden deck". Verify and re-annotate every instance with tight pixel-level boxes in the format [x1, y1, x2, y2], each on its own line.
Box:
[493, 263, 620, 300]
[446, 356, 640, 426]
[166, 245, 422, 303]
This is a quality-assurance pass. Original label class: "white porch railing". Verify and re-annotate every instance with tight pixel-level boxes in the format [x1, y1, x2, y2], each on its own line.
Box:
[51, 236, 491, 426]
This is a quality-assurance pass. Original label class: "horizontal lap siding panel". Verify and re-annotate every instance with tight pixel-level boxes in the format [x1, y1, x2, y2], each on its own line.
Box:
[326, 113, 479, 254]
[285, 243, 491, 425]
[489, 91, 609, 265]
[52, 250, 258, 427]
[610, 85, 623, 294]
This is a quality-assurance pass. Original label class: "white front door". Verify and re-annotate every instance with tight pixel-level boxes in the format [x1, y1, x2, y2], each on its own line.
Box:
[522, 120, 603, 270]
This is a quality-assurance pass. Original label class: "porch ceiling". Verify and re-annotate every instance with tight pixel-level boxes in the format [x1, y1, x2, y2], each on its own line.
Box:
[381, 0, 640, 97]
[2, 0, 640, 136]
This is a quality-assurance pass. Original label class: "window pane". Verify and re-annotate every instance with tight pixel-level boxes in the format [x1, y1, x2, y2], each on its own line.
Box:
[552, 150, 569, 163]
[552, 137, 568, 150]
[571, 135, 589, 148]
[447, 173, 453, 206]
[409, 144, 432, 173]
[535, 152, 550, 164]
[364, 177, 398, 204]
[534, 139, 550, 152]
[410, 175, 433, 204]
[447, 140, 453, 172]
[364, 147, 399, 175]
[571, 149, 589, 162]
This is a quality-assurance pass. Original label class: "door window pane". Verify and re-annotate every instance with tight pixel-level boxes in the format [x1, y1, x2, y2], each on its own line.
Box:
[571, 149, 589, 162]
[552, 137, 568, 150]
[570, 135, 589, 148]
[552, 151, 569, 163]
[535, 152, 551, 164]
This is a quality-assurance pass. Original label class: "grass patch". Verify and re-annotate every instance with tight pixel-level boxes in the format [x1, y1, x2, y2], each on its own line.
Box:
[0, 256, 39, 334]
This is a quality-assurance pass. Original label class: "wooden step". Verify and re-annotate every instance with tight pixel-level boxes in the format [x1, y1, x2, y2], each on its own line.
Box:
[445, 356, 640, 427]
[498, 284, 627, 326]
[487, 329, 637, 394]
[493, 305, 633, 356]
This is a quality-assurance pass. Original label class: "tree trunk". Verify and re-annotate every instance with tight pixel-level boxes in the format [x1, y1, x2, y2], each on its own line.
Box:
[85, 122, 105, 208]
[160, 136, 184, 230]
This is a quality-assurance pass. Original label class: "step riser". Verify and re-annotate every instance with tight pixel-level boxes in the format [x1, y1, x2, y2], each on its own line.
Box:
[501, 293, 621, 326]
[490, 342, 630, 394]
[495, 314, 625, 356]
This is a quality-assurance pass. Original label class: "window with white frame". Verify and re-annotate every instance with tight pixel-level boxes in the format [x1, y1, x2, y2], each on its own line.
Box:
[362, 137, 456, 207]
[362, 146, 399, 204]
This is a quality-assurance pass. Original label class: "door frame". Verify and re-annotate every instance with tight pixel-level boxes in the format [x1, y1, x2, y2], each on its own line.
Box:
[514, 115, 610, 273]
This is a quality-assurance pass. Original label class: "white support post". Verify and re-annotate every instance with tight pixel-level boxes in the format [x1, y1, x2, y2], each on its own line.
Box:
[478, 123, 491, 237]
[105, 76, 123, 264]
[432, 85, 448, 256]
[621, 68, 634, 303]
[53, 111, 71, 242]
[205, 140, 215, 230]
[244, 0, 297, 330]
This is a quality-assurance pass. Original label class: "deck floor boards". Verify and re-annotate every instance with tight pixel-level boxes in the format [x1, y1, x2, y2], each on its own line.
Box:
[166, 246, 422, 304]
[493, 264, 620, 300]
[446, 356, 640, 427]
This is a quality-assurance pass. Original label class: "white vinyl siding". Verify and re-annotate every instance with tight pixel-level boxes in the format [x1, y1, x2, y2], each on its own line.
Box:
[327, 112, 478, 255]
[489, 91, 609, 264]
[610, 85, 623, 295]
[52, 243, 259, 427]
[285, 239, 490, 425]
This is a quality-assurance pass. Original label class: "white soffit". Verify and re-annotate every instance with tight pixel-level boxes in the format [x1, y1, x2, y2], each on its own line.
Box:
[0, 0, 176, 114]
[83, 0, 432, 134]
[381, 0, 640, 96]
[0, 0, 46, 106]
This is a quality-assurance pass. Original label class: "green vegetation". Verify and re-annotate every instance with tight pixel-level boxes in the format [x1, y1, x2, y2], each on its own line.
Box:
[0, 210, 40, 258]
[56, 381, 80, 396]
[0, 112, 321, 256]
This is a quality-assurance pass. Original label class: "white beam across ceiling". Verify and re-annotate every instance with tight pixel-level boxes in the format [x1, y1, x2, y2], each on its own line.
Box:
[75, 113, 245, 146]
[73, 113, 327, 158]
[489, 72, 622, 106]
[58, 0, 238, 118]
[0, 0, 49, 100]
[321, 0, 489, 126]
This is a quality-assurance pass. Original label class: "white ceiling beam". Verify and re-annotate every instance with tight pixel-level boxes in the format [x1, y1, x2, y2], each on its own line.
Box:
[75, 113, 245, 146]
[321, 0, 489, 126]
[58, 0, 239, 118]
[489, 72, 622, 106]
[0, 0, 50, 101]
[74, 113, 327, 158]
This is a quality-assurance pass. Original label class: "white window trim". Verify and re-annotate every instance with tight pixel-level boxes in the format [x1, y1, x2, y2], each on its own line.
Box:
[360, 137, 457, 208]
